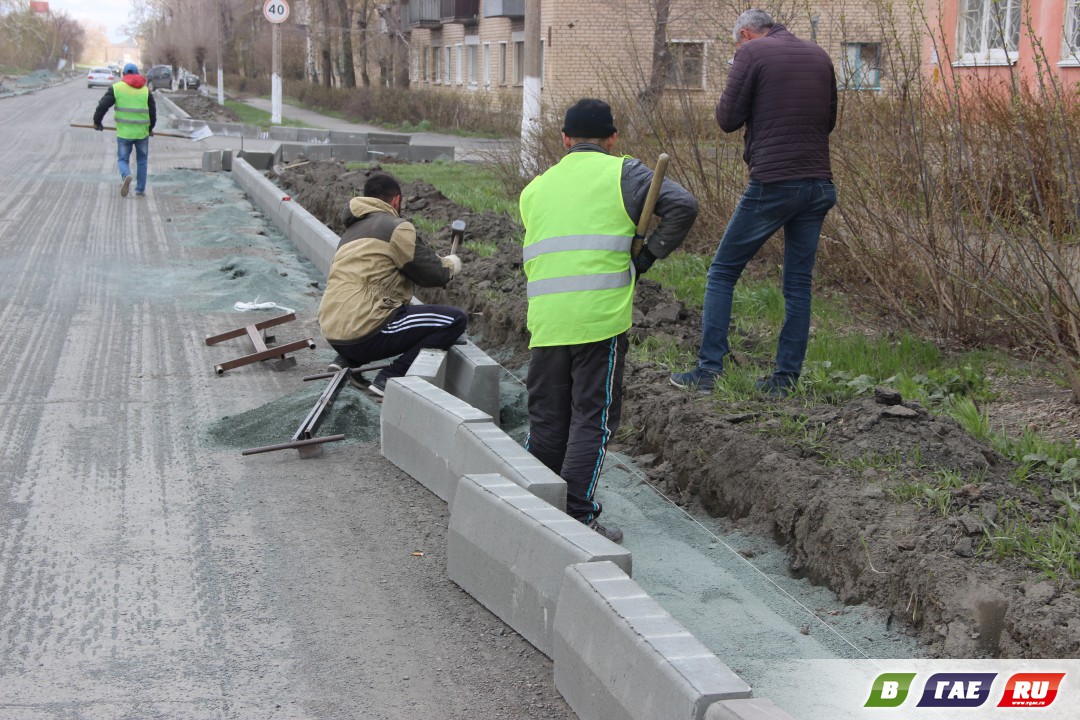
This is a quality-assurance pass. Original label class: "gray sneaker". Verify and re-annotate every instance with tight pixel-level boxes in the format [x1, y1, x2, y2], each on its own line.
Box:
[120, 175, 132, 197]
[587, 519, 624, 544]
[670, 367, 719, 393]
[327, 354, 349, 373]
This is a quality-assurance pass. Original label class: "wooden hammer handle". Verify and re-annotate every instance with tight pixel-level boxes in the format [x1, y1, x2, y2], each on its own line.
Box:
[632, 153, 669, 258]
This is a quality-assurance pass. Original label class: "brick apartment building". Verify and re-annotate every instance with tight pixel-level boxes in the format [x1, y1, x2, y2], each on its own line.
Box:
[400, 0, 1079, 106]
[400, 0, 916, 108]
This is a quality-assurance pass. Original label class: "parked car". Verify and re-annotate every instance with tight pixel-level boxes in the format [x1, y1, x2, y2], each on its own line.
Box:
[87, 67, 115, 89]
[179, 72, 200, 90]
[145, 64, 173, 91]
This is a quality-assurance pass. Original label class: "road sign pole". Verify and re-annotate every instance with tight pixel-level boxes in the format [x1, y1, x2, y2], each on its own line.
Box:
[272, 23, 282, 125]
[263, 0, 289, 125]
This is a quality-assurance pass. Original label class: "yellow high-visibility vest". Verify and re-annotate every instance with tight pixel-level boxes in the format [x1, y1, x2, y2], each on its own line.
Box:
[520, 152, 636, 347]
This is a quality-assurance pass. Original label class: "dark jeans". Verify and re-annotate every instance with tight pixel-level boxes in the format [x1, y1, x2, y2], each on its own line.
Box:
[330, 304, 467, 378]
[116, 137, 148, 193]
[699, 178, 837, 378]
[525, 334, 628, 523]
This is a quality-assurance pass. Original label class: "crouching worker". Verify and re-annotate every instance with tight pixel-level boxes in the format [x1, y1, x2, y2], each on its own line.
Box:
[318, 173, 466, 395]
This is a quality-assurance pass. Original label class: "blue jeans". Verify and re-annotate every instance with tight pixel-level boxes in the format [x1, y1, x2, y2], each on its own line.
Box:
[117, 137, 149, 193]
[699, 178, 837, 378]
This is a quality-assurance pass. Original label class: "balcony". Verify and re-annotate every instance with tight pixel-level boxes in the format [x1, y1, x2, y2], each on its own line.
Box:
[483, 0, 524, 18]
[441, 0, 480, 23]
[407, 0, 442, 28]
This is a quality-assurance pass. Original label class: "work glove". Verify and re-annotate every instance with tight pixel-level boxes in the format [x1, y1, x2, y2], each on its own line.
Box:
[94, 124, 103, 131]
[633, 246, 657, 276]
[445, 254, 462, 278]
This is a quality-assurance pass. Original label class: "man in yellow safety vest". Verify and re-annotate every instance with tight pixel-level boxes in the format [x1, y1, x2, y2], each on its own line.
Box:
[93, 63, 157, 197]
[519, 98, 698, 543]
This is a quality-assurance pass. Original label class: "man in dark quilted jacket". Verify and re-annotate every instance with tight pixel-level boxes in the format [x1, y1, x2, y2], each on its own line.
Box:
[672, 8, 837, 397]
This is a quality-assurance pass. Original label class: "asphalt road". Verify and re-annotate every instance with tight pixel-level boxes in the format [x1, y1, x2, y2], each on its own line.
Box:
[0, 80, 573, 719]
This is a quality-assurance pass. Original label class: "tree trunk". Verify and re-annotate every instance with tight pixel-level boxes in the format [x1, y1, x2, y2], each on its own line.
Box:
[358, 0, 370, 88]
[641, 0, 672, 109]
[318, 0, 333, 86]
[337, 0, 356, 88]
[301, 0, 319, 83]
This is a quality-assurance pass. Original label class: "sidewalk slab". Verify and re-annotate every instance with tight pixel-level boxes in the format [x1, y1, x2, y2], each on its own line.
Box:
[448, 474, 630, 657]
[554, 561, 751, 720]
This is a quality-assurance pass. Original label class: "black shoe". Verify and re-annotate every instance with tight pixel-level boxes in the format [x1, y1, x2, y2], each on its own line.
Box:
[327, 354, 349, 373]
[754, 374, 797, 398]
[369, 371, 390, 396]
[587, 519, 624, 544]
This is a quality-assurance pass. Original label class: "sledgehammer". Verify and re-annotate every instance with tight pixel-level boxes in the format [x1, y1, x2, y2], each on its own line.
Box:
[631, 153, 669, 259]
[450, 219, 466, 255]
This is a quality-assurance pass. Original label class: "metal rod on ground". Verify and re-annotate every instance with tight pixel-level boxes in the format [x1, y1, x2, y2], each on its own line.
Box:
[631, 153, 670, 259]
[241, 434, 346, 456]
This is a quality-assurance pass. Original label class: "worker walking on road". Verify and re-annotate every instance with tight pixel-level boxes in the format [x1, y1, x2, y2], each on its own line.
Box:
[519, 98, 698, 543]
[93, 63, 156, 198]
[319, 173, 466, 395]
[671, 9, 837, 397]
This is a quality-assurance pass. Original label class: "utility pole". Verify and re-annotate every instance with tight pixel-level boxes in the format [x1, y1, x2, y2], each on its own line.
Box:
[263, 0, 291, 124]
[519, 0, 542, 176]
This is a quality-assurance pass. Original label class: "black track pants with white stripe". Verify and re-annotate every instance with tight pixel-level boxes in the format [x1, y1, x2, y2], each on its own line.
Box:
[525, 333, 627, 523]
[331, 304, 467, 378]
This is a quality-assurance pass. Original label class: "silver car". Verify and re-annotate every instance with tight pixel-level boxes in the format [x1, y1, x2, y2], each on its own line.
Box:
[87, 67, 115, 89]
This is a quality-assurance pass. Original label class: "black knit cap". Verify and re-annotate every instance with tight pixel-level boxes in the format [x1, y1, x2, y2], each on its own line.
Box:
[561, 98, 617, 139]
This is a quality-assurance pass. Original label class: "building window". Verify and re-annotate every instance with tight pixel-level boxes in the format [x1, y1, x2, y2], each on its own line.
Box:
[483, 43, 491, 87]
[499, 42, 508, 85]
[1065, 0, 1080, 64]
[444, 46, 451, 84]
[433, 47, 441, 83]
[468, 45, 478, 84]
[956, 0, 1021, 65]
[665, 40, 705, 89]
[513, 40, 525, 85]
[840, 43, 881, 90]
[455, 45, 463, 84]
[420, 48, 428, 83]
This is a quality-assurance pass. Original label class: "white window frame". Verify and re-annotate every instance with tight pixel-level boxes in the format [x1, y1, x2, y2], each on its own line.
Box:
[432, 46, 440, 83]
[455, 44, 463, 85]
[954, 0, 1021, 66]
[666, 39, 706, 89]
[839, 42, 882, 91]
[1062, 0, 1080, 66]
[466, 35, 479, 88]
[444, 46, 452, 84]
[499, 42, 508, 85]
[483, 42, 491, 88]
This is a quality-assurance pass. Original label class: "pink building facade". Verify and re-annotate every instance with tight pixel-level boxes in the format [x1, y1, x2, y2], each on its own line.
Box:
[927, 0, 1080, 92]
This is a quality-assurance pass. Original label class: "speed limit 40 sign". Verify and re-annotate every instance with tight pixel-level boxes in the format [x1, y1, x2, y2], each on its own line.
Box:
[263, 0, 290, 23]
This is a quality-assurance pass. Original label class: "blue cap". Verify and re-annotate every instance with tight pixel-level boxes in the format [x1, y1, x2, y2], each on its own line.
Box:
[123, 63, 138, 75]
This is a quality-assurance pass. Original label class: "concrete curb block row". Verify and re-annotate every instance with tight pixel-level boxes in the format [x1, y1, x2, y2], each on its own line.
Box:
[224, 155, 796, 720]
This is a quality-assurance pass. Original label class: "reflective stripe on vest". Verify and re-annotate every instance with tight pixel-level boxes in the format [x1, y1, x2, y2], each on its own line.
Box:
[519, 151, 636, 347]
[113, 82, 150, 140]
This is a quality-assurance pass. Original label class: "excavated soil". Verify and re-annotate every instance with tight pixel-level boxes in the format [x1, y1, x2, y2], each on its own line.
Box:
[265, 157, 1080, 660]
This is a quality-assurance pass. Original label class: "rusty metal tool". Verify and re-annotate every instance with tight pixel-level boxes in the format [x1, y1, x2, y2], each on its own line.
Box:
[205, 313, 316, 375]
[240, 362, 391, 458]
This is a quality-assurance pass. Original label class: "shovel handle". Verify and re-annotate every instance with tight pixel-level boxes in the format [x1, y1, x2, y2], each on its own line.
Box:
[632, 153, 669, 259]
[69, 123, 190, 139]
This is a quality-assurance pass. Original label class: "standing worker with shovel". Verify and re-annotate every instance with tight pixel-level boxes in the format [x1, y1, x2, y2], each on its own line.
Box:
[93, 63, 156, 198]
[519, 98, 698, 543]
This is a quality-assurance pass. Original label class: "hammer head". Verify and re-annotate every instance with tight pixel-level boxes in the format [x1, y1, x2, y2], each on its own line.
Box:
[450, 219, 466, 254]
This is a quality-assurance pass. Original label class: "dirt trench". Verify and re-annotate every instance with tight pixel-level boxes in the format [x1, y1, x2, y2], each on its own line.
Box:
[267, 157, 1080, 659]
